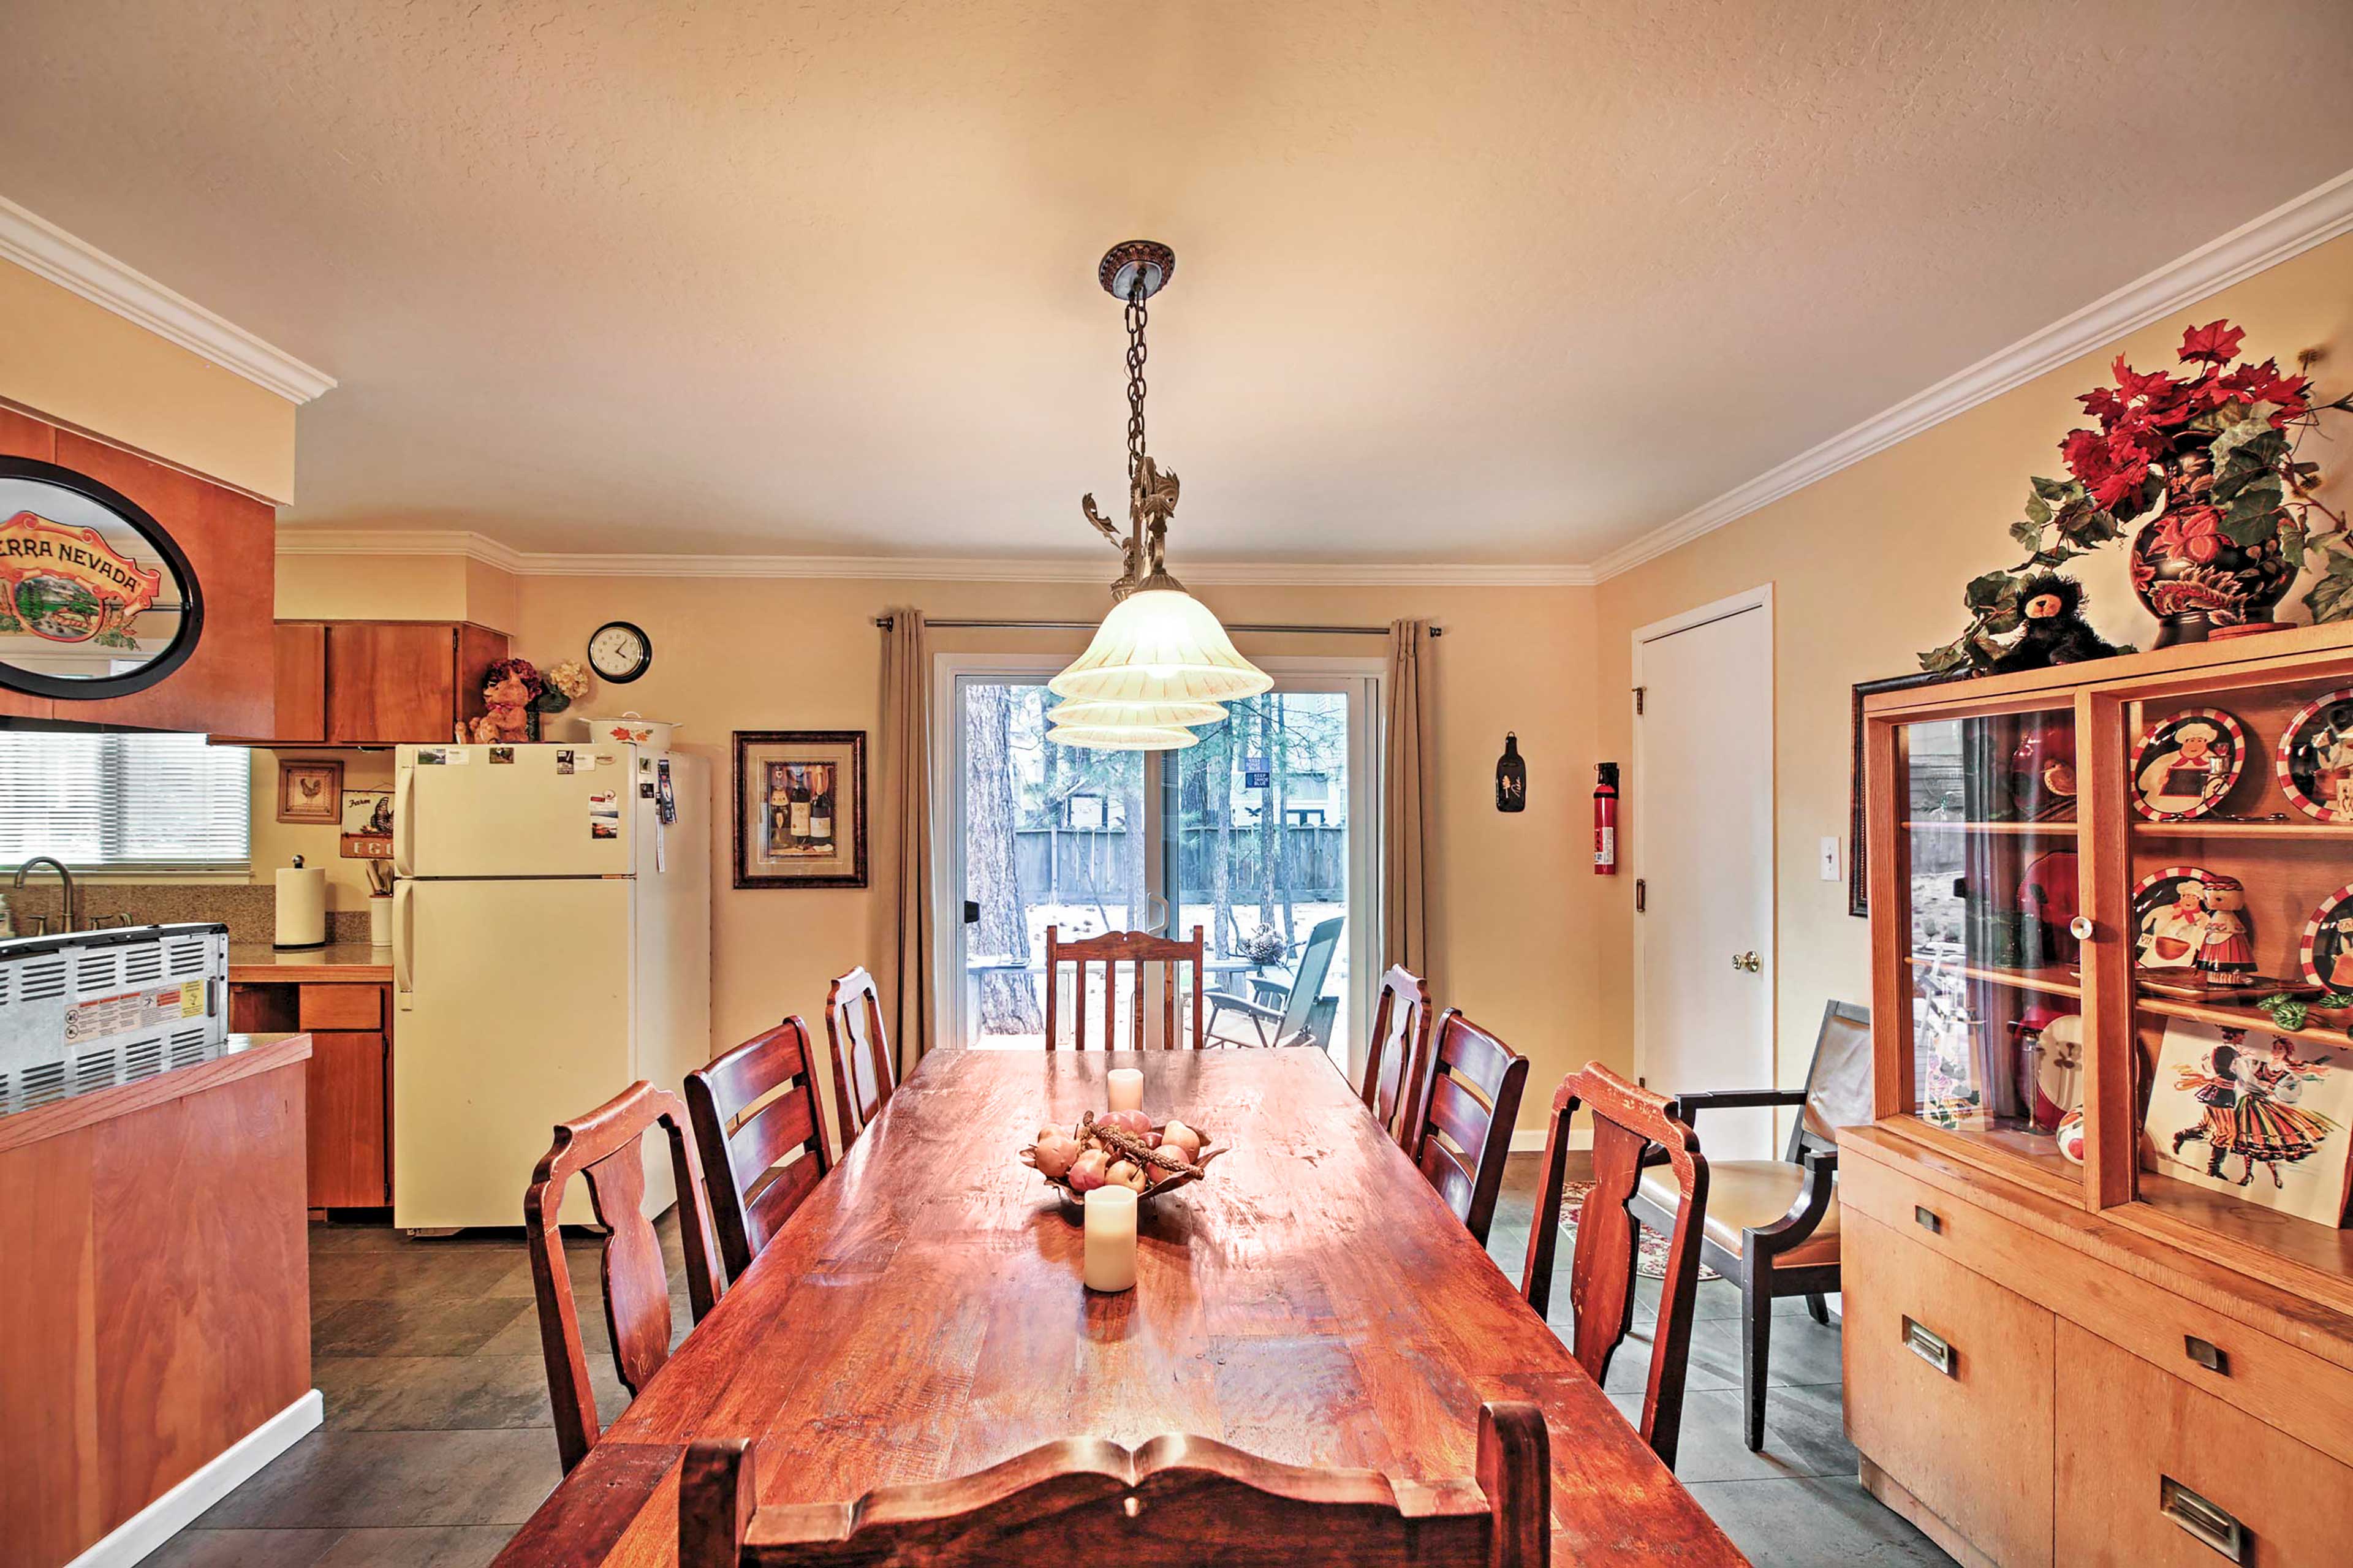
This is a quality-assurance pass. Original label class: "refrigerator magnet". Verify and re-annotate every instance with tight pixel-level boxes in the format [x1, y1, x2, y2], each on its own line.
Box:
[556, 749, 575, 775]
[417, 748, 445, 765]
[656, 759, 676, 825]
[589, 790, 620, 839]
[640, 781, 656, 799]
[490, 746, 515, 764]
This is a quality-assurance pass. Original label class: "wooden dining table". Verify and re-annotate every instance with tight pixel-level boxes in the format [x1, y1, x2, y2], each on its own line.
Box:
[492, 1047, 1746, 1566]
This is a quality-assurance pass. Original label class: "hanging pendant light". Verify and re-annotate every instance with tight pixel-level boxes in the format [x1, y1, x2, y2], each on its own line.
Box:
[1048, 241, 1269, 749]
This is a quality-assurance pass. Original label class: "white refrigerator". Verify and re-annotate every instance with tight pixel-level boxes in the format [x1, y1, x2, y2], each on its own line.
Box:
[390, 741, 710, 1230]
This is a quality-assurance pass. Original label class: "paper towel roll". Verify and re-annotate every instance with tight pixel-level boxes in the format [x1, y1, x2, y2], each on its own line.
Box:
[275, 862, 328, 950]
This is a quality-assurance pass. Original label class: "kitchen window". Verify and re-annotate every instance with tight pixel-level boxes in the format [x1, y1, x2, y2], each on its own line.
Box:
[0, 730, 251, 871]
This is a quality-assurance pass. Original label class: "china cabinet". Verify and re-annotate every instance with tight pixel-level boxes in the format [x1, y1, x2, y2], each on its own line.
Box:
[1854, 621, 2353, 1568]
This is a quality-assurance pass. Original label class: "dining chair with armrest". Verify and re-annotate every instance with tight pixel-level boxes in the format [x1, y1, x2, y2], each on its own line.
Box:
[1626, 998, 1870, 1452]
[1414, 1008, 1529, 1246]
[679, 1401, 1550, 1568]
[1358, 963, 1434, 1149]
[1045, 926, 1207, 1050]
[524, 1081, 725, 1474]
[1521, 1061, 1710, 1469]
[1205, 914, 1344, 1048]
[684, 1017, 835, 1285]
[823, 966, 895, 1149]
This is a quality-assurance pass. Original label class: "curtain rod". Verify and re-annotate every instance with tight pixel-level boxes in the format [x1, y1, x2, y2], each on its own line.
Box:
[872, 616, 1438, 637]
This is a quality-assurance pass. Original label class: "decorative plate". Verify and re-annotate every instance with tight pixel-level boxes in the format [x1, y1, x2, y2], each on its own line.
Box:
[2130, 708, 2246, 822]
[2131, 865, 2225, 972]
[2053, 1108, 2086, 1164]
[2298, 881, 2353, 991]
[2274, 687, 2353, 823]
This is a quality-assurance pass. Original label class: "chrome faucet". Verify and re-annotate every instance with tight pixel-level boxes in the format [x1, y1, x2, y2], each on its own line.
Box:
[12, 857, 77, 934]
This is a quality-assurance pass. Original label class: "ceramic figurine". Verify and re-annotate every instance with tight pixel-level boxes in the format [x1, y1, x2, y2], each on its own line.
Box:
[1989, 574, 2124, 673]
[2139, 877, 2208, 970]
[2194, 874, 2256, 979]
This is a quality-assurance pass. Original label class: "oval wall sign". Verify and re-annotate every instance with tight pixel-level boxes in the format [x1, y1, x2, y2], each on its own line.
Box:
[0, 455, 203, 700]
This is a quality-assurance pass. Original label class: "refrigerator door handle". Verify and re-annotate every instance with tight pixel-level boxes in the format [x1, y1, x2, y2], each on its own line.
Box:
[393, 761, 418, 877]
[393, 881, 416, 1010]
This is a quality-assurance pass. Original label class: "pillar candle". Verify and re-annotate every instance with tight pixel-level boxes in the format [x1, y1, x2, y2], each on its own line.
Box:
[1107, 1067, 1145, 1113]
[1083, 1186, 1138, 1292]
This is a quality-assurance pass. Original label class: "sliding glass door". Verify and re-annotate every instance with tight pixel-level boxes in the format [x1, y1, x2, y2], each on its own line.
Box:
[938, 656, 1381, 1066]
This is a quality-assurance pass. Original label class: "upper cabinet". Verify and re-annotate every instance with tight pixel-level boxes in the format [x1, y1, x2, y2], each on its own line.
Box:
[0, 408, 275, 737]
[266, 619, 509, 746]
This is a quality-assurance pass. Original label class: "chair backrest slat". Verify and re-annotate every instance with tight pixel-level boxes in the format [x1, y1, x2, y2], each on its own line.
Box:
[1519, 1061, 1710, 1469]
[526, 1081, 724, 1475]
[824, 967, 896, 1148]
[1360, 964, 1433, 1150]
[1044, 926, 1206, 1050]
[1414, 1009, 1528, 1246]
[686, 1018, 835, 1283]
[680, 1403, 1550, 1568]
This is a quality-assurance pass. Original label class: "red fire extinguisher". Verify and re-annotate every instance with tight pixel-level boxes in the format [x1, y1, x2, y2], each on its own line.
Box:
[1593, 762, 1620, 876]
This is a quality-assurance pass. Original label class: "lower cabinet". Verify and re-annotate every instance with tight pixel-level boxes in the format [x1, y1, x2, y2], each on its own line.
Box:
[1844, 1208, 2055, 1568]
[2055, 1324, 2353, 1567]
[305, 1030, 390, 1208]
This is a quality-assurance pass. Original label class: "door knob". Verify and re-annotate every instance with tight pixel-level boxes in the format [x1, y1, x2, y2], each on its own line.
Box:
[1732, 951, 1762, 973]
[2069, 915, 2095, 941]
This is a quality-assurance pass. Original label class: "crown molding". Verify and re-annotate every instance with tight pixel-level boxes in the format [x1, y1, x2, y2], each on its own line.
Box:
[0, 195, 336, 404]
[272, 528, 1596, 585]
[1590, 167, 2353, 582]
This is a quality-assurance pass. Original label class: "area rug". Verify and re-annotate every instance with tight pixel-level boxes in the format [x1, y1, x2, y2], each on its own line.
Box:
[1556, 1180, 1721, 1282]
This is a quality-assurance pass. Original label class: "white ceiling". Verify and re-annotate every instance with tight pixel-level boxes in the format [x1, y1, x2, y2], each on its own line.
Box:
[3, 2, 2351, 567]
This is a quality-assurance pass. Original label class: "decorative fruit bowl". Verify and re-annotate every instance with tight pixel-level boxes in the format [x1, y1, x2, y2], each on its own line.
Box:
[1020, 1109, 1224, 1206]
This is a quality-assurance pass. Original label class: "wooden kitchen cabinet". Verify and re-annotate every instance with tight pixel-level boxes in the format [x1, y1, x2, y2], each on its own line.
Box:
[244, 619, 509, 746]
[273, 622, 328, 742]
[230, 976, 394, 1208]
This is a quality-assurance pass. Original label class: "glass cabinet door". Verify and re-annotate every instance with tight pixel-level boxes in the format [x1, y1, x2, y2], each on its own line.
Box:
[1895, 704, 2090, 1192]
[2119, 670, 2353, 1266]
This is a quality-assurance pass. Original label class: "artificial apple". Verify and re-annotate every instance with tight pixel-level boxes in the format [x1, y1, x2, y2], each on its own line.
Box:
[1105, 1159, 1148, 1193]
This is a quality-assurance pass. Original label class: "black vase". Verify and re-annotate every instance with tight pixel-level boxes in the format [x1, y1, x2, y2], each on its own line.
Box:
[2129, 443, 2296, 646]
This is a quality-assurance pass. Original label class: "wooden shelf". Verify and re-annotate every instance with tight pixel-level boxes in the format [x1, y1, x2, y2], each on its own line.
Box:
[1903, 819, 2077, 835]
[2136, 820, 2353, 839]
[1906, 957, 2082, 998]
[2138, 993, 2353, 1050]
[2133, 1170, 2353, 1289]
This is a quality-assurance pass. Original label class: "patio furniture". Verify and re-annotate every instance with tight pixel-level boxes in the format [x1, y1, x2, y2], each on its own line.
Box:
[1205, 914, 1343, 1048]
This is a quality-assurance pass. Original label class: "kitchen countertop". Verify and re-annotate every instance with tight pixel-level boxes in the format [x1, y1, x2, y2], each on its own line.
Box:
[227, 942, 393, 982]
[0, 1032, 312, 1151]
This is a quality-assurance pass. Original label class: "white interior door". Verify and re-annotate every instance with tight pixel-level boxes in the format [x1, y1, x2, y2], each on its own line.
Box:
[1634, 589, 1775, 1159]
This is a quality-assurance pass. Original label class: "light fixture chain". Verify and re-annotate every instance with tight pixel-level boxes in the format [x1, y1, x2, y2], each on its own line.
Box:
[1124, 279, 1148, 506]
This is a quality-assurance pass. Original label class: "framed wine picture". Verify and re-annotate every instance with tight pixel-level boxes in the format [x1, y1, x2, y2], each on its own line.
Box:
[733, 730, 867, 888]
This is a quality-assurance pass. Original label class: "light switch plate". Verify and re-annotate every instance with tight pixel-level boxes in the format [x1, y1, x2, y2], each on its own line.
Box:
[1819, 835, 1842, 881]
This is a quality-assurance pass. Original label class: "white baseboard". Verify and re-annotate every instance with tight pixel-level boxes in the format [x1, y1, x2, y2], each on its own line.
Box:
[1509, 1127, 1591, 1154]
[66, 1388, 322, 1568]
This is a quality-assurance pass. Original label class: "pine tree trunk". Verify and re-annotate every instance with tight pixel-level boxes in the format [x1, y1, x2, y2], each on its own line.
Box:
[966, 684, 1043, 1034]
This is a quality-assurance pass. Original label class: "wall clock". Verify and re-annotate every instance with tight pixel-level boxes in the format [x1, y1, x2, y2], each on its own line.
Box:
[588, 620, 652, 683]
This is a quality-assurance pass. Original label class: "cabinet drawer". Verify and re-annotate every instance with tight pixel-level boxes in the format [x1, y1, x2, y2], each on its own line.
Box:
[1844, 1148, 2353, 1460]
[299, 983, 382, 1031]
[1845, 1208, 2054, 1567]
[2056, 1322, 2353, 1567]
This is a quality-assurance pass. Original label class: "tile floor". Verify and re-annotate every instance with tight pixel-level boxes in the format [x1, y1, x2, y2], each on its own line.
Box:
[151, 1155, 1951, 1567]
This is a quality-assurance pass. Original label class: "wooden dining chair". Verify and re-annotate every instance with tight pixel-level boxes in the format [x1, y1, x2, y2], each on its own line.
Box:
[524, 1081, 725, 1474]
[1358, 963, 1433, 1148]
[679, 1401, 1550, 1568]
[1414, 1009, 1529, 1246]
[1044, 926, 1206, 1050]
[1520, 1062, 1710, 1470]
[684, 1017, 835, 1285]
[823, 966, 895, 1149]
[1629, 998, 1867, 1451]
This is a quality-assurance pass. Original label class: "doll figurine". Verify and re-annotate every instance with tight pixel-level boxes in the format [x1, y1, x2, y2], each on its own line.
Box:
[1989, 574, 2126, 673]
[2194, 874, 2256, 979]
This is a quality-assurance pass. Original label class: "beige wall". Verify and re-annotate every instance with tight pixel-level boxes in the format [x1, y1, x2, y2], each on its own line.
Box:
[249, 749, 395, 912]
[506, 574, 1601, 1140]
[0, 257, 298, 502]
[275, 551, 519, 630]
[1589, 230, 2353, 1099]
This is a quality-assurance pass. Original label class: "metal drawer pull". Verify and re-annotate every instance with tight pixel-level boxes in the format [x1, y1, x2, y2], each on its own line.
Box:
[1901, 1316, 1955, 1377]
[2184, 1335, 2229, 1376]
[1913, 1205, 1941, 1235]
[2161, 1476, 2245, 1562]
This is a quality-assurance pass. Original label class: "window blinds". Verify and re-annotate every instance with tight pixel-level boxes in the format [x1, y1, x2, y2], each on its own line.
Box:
[0, 731, 251, 870]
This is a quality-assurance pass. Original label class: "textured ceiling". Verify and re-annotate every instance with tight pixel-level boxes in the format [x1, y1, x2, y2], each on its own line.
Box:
[2, 2, 2351, 564]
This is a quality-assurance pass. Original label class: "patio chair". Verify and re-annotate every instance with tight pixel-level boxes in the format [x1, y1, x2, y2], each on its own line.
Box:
[1205, 915, 1343, 1048]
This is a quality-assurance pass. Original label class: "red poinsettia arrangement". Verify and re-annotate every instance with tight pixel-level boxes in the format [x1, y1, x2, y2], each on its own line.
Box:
[1922, 321, 2349, 673]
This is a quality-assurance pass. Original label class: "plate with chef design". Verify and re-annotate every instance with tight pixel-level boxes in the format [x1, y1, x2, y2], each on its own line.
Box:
[2131, 708, 2246, 822]
[2299, 882, 2353, 991]
[2132, 865, 2226, 973]
[2275, 687, 2353, 824]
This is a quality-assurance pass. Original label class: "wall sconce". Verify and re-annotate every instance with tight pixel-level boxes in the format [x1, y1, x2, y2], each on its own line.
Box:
[1496, 732, 1526, 812]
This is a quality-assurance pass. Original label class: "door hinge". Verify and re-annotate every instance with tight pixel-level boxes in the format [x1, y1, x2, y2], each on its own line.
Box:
[1634, 877, 1646, 913]
[1633, 686, 1646, 715]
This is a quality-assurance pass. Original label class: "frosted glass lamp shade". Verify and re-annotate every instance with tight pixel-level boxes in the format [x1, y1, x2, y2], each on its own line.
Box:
[1047, 722, 1200, 751]
[1048, 697, 1229, 730]
[1048, 589, 1273, 705]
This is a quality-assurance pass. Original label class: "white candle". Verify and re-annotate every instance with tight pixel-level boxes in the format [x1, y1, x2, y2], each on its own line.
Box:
[1083, 1185, 1138, 1292]
[1107, 1067, 1145, 1113]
